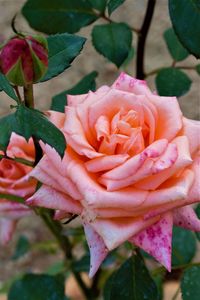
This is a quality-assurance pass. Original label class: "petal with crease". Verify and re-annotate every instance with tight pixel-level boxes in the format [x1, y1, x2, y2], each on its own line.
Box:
[26, 185, 82, 214]
[85, 154, 129, 173]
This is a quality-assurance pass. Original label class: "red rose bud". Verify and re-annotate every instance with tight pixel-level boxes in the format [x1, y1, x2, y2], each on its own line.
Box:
[0, 35, 48, 86]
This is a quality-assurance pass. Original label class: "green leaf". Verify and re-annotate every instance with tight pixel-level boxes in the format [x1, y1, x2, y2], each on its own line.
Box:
[169, 0, 200, 58]
[12, 236, 30, 260]
[195, 204, 200, 241]
[16, 105, 66, 158]
[51, 71, 98, 112]
[92, 22, 132, 67]
[72, 254, 90, 273]
[172, 227, 196, 267]
[181, 266, 200, 300]
[46, 261, 66, 275]
[163, 27, 189, 61]
[121, 47, 135, 67]
[0, 113, 20, 151]
[8, 274, 68, 300]
[107, 0, 126, 15]
[22, 0, 98, 34]
[0, 73, 18, 102]
[155, 67, 192, 97]
[152, 273, 164, 300]
[40, 33, 86, 82]
[107, 255, 158, 300]
[103, 272, 116, 300]
[196, 64, 200, 75]
[89, 0, 107, 13]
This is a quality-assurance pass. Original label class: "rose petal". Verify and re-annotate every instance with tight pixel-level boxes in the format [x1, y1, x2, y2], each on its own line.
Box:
[67, 158, 148, 209]
[173, 206, 200, 232]
[86, 215, 160, 250]
[130, 212, 173, 271]
[64, 106, 102, 158]
[83, 222, 108, 277]
[0, 219, 17, 245]
[112, 72, 151, 96]
[26, 185, 82, 214]
[134, 136, 192, 190]
[101, 139, 168, 181]
[182, 117, 200, 155]
[85, 154, 129, 173]
[149, 94, 183, 141]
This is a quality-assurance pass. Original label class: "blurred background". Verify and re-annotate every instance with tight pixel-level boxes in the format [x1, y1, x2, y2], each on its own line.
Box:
[0, 1, 199, 299]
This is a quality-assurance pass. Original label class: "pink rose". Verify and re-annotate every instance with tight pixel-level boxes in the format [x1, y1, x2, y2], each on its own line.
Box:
[27, 73, 200, 277]
[0, 133, 36, 244]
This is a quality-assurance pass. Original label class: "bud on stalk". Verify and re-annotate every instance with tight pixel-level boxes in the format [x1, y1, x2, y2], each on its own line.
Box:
[0, 35, 48, 86]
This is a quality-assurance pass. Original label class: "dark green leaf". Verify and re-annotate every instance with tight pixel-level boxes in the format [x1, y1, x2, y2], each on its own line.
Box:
[181, 266, 200, 300]
[0, 113, 20, 151]
[156, 67, 192, 97]
[92, 22, 132, 67]
[0, 73, 18, 102]
[107, 0, 126, 15]
[16, 105, 66, 158]
[152, 273, 164, 300]
[46, 261, 66, 275]
[103, 272, 116, 300]
[169, 0, 200, 58]
[40, 33, 86, 82]
[51, 71, 98, 112]
[121, 47, 135, 67]
[196, 64, 200, 75]
[22, 0, 98, 34]
[172, 227, 196, 267]
[12, 236, 30, 260]
[163, 27, 189, 61]
[89, 0, 107, 13]
[195, 204, 200, 241]
[108, 255, 158, 300]
[8, 274, 67, 300]
[72, 254, 90, 273]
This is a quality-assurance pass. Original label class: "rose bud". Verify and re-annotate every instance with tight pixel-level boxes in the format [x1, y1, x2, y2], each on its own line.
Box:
[0, 34, 48, 86]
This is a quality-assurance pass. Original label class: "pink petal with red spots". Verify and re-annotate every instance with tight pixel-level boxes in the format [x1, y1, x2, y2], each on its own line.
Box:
[83, 222, 108, 277]
[173, 206, 200, 232]
[112, 72, 151, 96]
[130, 213, 173, 271]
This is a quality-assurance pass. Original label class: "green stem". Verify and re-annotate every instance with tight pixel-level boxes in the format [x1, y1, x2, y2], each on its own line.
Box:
[23, 84, 34, 108]
[39, 209, 93, 299]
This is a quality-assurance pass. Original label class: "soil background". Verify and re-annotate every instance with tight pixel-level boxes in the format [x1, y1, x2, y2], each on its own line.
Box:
[0, 1, 199, 299]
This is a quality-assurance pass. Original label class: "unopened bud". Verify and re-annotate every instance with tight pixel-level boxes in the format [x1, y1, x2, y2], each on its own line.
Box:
[0, 35, 48, 86]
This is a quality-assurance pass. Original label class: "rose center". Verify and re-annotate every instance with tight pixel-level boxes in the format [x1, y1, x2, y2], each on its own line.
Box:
[95, 110, 147, 156]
